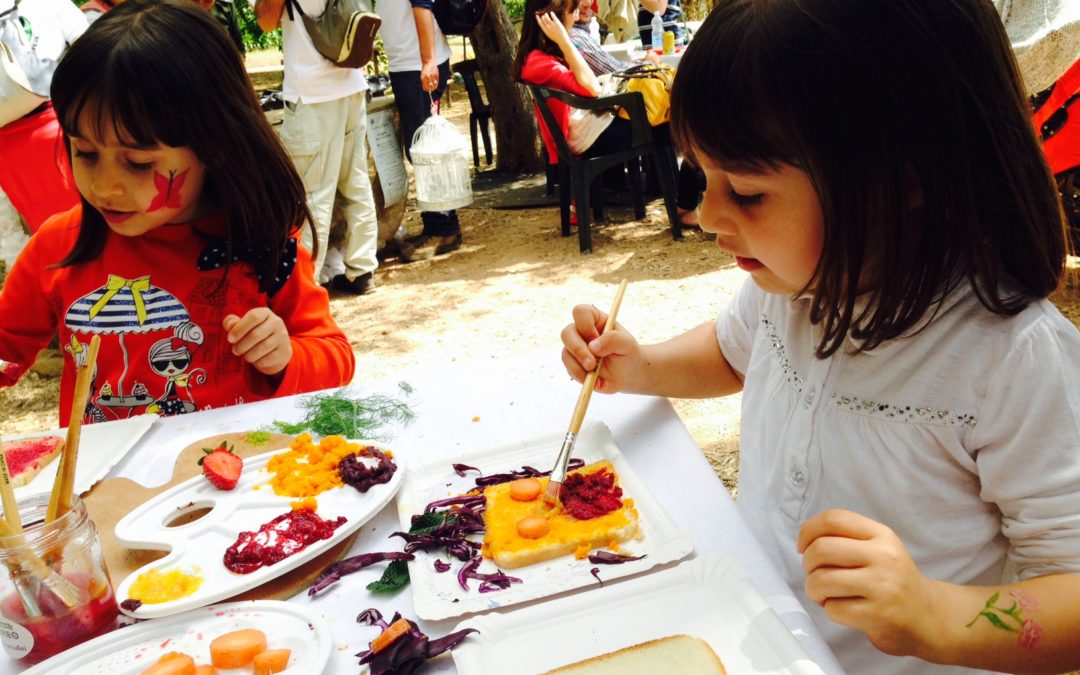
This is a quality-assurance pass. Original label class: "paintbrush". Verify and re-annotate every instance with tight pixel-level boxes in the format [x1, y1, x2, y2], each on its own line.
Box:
[542, 280, 627, 506]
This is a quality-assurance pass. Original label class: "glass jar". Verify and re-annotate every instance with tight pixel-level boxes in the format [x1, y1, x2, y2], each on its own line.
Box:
[0, 494, 118, 664]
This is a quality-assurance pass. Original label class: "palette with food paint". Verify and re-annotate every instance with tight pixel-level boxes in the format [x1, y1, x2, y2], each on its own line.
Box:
[112, 435, 403, 619]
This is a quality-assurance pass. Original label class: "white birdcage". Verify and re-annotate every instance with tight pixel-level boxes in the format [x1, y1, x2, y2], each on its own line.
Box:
[410, 114, 473, 212]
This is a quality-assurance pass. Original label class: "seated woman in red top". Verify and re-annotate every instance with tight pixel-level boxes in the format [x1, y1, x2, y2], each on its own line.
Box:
[513, 0, 634, 163]
[513, 0, 702, 228]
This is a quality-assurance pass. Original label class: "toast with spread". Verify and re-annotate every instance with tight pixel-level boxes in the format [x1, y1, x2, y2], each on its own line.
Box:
[481, 460, 640, 569]
[2, 435, 64, 487]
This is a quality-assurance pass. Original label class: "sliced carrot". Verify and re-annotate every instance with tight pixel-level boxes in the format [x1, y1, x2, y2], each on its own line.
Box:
[370, 618, 414, 654]
[141, 652, 196, 675]
[209, 628, 267, 668]
[509, 478, 542, 502]
[252, 648, 292, 675]
[193, 667, 216, 675]
[516, 516, 550, 539]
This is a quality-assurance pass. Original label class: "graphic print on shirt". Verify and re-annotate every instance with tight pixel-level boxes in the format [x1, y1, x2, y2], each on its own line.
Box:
[64, 274, 207, 419]
[148, 169, 188, 212]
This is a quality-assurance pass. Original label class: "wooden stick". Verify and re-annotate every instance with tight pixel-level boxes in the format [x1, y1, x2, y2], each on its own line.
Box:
[46, 335, 100, 524]
[542, 280, 628, 505]
[0, 452, 21, 534]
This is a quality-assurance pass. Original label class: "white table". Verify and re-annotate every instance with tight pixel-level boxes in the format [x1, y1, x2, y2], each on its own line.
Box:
[1, 352, 844, 674]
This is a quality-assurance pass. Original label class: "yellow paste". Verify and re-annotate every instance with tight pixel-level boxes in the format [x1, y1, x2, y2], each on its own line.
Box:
[128, 567, 203, 604]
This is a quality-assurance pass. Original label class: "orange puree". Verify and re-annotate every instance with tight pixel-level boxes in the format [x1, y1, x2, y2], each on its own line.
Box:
[128, 567, 203, 604]
[266, 434, 363, 497]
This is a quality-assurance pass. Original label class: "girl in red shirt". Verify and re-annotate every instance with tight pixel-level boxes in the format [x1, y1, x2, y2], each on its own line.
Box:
[0, 0, 355, 425]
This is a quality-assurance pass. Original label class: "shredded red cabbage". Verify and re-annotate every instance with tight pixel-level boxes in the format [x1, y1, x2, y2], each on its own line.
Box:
[309, 551, 415, 596]
[339, 447, 398, 493]
[588, 551, 647, 564]
[422, 494, 485, 513]
[590, 567, 604, 587]
[452, 463, 481, 476]
[471, 458, 586, 487]
[433, 559, 451, 573]
[456, 554, 522, 593]
[356, 609, 477, 675]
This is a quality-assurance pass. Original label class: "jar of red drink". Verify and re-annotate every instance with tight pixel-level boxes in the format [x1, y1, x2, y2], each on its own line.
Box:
[0, 494, 118, 664]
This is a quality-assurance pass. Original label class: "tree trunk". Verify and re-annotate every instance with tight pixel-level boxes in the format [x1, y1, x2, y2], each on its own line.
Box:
[469, 2, 544, 173]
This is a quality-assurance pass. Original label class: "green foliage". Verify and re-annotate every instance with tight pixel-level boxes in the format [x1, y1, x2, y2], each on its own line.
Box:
[235, 1, 282, 52]
[504, 0, 525, 20]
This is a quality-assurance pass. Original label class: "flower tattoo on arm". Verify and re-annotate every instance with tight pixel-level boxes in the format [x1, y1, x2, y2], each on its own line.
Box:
[965, 588, 1044, 649]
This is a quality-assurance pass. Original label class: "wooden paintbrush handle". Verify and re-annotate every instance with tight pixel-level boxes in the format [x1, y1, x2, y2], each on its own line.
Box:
[567, 280, 628, 434]
[47, 335, 100, 523]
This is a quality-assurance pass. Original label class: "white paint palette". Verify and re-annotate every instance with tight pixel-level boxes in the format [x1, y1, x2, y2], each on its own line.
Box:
[113, 442, 403, 619]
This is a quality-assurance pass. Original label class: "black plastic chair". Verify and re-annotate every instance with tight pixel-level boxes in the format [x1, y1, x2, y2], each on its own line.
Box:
[527, 84, 681, 253]
[452, 59, 493, 168]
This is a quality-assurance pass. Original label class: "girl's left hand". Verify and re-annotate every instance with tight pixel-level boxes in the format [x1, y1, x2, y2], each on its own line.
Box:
[797, 509, 936, 657]
[223, 309, 292, 376]
[536, 11, 570, 47]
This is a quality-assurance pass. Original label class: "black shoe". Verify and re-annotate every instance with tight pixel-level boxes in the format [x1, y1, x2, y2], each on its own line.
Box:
[332, 272, 375, 295]
[399, 233, 462, 262]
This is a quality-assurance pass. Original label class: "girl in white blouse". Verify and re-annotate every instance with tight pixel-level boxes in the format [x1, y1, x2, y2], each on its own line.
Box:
[560, 1, 1080, 674]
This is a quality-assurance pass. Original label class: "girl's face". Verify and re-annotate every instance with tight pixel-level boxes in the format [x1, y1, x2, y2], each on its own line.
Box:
[70, 117, 208, 237]
[697, 157, 824, 295]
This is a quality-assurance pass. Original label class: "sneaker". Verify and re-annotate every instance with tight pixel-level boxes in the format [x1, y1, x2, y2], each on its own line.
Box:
[332, 271, 376, 295]
[399, 233, 462, 262]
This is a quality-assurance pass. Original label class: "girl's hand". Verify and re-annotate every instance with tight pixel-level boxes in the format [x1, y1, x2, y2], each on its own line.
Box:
[560, 303, 642, 393]
[797, 509, 937, 657]
[223, 309, 292, 376]
[536, 11, 570, 48]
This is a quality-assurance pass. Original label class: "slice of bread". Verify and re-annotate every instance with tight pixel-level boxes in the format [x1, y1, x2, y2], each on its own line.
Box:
[481, 460, 640, 569]
[543, 635, 726, 674]
[2, 435, 64, 487]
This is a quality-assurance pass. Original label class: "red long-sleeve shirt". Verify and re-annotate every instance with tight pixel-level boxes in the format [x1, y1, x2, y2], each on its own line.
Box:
[0, 205, 356, 426]
[520, 49, 594, 164]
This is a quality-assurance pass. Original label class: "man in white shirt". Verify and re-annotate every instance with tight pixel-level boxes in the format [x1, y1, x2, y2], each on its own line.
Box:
[253, 0, 380, 293]
[377, 0, 462, 262]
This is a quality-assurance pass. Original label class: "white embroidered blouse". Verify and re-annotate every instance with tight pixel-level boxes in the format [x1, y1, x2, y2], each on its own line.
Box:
[717, 279, 1080, 675]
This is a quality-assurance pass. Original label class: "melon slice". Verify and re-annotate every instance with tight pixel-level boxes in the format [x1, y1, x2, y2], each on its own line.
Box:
[2, 435, 65, 487]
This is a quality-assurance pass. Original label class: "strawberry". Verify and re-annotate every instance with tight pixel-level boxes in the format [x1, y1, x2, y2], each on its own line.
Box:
[198, 441, 243, 490]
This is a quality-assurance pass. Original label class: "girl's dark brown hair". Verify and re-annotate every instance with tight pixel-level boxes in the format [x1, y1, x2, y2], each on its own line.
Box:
[51, 0, 315, 293]
[512, 0, 574, 80]
[671, 0, 1069, 357]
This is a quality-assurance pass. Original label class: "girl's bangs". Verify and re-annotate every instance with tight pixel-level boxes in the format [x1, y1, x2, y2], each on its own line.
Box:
[54, 34, 189, 149]
[671, 0, 798, 172]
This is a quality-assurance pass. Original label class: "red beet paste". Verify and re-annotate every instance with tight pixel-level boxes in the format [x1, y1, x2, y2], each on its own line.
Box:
[224, 508, 346, 574]
[560, 469, 623, 520]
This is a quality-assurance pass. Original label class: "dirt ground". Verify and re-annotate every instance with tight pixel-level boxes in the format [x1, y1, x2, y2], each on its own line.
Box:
[2, 75, 1079, 503]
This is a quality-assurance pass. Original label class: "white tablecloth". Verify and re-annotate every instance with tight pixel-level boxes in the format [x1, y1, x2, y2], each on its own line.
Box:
[1, 352, 845, 674]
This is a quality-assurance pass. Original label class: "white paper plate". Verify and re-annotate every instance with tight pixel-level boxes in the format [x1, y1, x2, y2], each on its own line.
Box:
[24, 600, 330, 674]
[396, 420, 693, 621]
[452, 555, 826, 675]
[114, 441, 403, 619]
[6, 415, 157, 500]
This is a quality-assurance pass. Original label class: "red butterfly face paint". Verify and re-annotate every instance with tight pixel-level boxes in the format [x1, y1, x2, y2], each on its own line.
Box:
[148, 169, 189, 212]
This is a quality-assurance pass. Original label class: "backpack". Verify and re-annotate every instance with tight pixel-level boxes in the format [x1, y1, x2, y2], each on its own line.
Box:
[0, 0, 54, 126]
[285, 0, 381, 69]
[433, 0, 488, 36]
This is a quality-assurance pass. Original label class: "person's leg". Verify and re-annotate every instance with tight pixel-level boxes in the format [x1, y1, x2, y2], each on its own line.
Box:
[0, 105, 80, 231]
[582, 117, 634, 158]
[278, 97, 347, 283]
[391, 61, 462, 259]
[334, 92, 379, 293]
